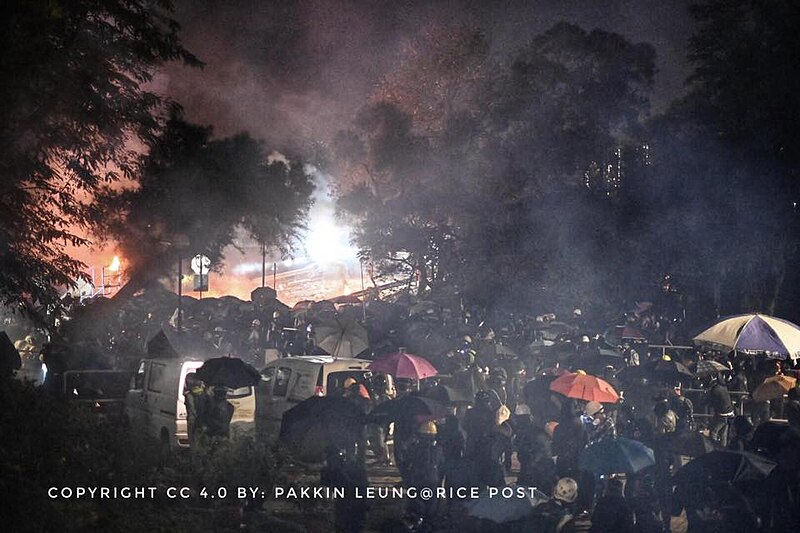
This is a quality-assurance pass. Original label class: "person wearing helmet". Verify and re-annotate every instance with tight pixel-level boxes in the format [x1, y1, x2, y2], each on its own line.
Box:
[526, 478, 579, 532]
[666, 381, 695, 432]
[402, 421, 444, 524]
[368, 374, 395, 465]
[487, 367, 509, 406]
[583, 401, 616, 445]
[653, 399, 677, 435]
[183, 373, 207, 444]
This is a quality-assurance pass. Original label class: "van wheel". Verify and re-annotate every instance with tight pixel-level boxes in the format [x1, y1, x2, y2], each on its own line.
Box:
[159, 428, 171, 464]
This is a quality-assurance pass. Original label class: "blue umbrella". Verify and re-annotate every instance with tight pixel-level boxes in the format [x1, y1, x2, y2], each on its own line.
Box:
[580, 437, 655, 475]
[693, 313, 800, 361]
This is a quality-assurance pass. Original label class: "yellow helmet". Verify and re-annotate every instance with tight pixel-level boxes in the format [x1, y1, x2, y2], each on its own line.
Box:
[418, 421, 438, 435]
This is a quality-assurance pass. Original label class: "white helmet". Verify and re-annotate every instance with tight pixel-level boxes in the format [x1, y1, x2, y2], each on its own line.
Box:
[573, 308, 582, 316]
[554, 477, 578, 503]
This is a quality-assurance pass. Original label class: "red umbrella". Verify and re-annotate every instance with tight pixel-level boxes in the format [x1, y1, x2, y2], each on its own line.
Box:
[549, 370, 620, 403]
[368, 351, 438, 380]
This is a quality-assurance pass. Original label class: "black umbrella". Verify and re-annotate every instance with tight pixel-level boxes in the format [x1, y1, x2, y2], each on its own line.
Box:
[146, 330, 220, 359]
[619, 358, 693, 383]
[750, 422, 791, 457]
[673, 450, 777, 487]
[0, 331, 21, 373]
[195, 357, 260, 388]
[420, 383, 473, 405]
[653, 430, 717, 457]
[368, 394, 450, 424]
[279, 396, 365, 462]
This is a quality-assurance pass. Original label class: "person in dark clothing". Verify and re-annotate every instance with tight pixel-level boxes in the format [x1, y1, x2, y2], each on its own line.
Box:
[590, 477, 634, 533]
[602, 365, 623, 399]
[437, 414, 465, 477]
[201, 386, 234, 438]
[462, 389, 501, 459]
[183, 373, 207, 444]
[402, 421, 445, 523]
[629, 476, 666, 533]
[487, 367, 509, 406]
[321, 445, 370, 533]
[787, 387, 800, 431]
[707, 376, 734, 446]
[584, 401, 616, 445]
[716, 485, 760, 533]
[514, 414, 556, 490]
[552, 400, 593, 513]
[666, 382, 694, 432]
[727, 415, 754, 452]
[524, 376, 562, 424]
[551, 400, 587, 479]
[368, 374, 395, 464]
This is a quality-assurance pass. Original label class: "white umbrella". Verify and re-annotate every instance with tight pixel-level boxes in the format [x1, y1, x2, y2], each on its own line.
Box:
[314, 318, 369, 358]
[693, 313, 800, 361]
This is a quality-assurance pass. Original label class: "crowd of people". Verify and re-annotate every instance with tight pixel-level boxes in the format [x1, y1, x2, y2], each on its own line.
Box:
[315, 323, 800, 532]
[4, 277, 800, 532]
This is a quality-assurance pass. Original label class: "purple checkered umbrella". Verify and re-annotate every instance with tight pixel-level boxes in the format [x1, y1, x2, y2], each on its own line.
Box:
[693, 314, 800, 361]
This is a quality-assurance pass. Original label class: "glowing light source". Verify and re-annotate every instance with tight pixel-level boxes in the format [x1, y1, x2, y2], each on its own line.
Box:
[108, 256, 121, 272]
[304, 221, 358, 264]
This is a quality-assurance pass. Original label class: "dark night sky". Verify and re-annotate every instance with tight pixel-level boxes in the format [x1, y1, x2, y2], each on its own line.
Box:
[160, 0, 694, 153]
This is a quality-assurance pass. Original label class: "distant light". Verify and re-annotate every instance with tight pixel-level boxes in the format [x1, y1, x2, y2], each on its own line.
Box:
[108, 256, 121, 272]
[304, 223, 358, 264]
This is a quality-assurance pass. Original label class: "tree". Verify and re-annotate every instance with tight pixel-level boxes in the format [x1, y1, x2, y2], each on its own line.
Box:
[0, 0, 199, 308]
[98, 113, 314, 303]
[644, 0, 800, 318]
[334, 22, 656, 310]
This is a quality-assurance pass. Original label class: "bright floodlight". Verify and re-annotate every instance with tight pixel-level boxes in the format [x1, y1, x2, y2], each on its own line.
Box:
[304, 221, 357, 263]
[108, 256, 121, 272]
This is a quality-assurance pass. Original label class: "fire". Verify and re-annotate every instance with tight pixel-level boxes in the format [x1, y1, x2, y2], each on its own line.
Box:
[108, 256, 122, 272]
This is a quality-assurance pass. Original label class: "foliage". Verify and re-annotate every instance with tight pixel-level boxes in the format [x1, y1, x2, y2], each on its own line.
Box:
[0, 377, 284, 532]
[335, 22, 656, 311]
[97, 113, 315, 297]
[0, 0, 199, 308]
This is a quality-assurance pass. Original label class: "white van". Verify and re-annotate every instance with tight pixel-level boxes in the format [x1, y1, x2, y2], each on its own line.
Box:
[258, 356, 373, 428]
[124, 358, 256, 449]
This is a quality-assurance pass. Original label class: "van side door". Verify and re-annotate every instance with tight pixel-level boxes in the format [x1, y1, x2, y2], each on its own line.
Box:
[125, 360, 149, 429]
[145, 361, 169, 438]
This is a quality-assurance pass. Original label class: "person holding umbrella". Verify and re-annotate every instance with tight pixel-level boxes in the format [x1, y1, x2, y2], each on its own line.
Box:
[201, 385, 234, 439]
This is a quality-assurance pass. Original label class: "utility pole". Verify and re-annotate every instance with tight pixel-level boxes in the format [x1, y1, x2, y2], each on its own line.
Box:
[177, 256, 183, 332]
[261, 241, 267, 288]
